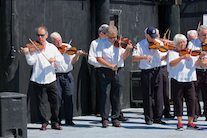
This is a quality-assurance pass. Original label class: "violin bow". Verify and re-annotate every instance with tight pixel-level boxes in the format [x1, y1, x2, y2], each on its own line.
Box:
[29, 38, 49, 61]
[63, 39, 73, 55]
[163, 29, 169, 39]
[191, 21, 201, 53]
[168, 30, 171, 40]
[29, 38, 65, 71]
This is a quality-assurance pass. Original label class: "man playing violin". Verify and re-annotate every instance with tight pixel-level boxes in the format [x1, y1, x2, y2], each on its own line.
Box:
[88, 24, 129, 121]
[187, 30, 198, 42]
[88, 24, 109, 117]
[156, 29, 174, 119]
[21, 26, 64, 130]
[50, 32, 84, 126]
[132, 26, 166, 125]
[167, 34, 205, 130]
[96, 25, 133, 127]
[187, 25, 207, 122]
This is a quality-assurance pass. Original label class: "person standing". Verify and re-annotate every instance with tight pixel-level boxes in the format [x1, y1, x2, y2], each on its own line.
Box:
[132, 26, 166, 125]
[167, 34, 204, 131]
[88, 24, 109, 117]
[96, 26, 133, 127]
[187, 25, 207, 121]
[88, 24, 129, 121]
[156, 29, 174, 118]
[21, 26, 63, 130]
[186, 29, 204, 121]
[187, 30, 198, 41]
[50, 32, 84, 125]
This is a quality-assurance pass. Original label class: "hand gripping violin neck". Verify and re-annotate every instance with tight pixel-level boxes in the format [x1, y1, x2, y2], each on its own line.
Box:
[114, 36, 137, 49]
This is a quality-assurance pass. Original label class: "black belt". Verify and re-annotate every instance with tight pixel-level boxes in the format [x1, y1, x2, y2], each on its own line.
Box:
[161, 65, 167, 68]
[56, 71, 71, 75]
[100, 67, 123, 70]
[196, 68, 207, 72]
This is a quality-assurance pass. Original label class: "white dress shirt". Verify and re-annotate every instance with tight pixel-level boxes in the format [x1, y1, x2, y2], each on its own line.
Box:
[132, 38, 163, 69]
[25, 41, 65, 84]
[96, 38, 125, 68]
[55, 43, 75, 73]
[167, 50, 197, 82]
[88, 38, 101, 68]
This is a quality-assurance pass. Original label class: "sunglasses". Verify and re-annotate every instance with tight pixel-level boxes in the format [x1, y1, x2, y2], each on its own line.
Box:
[37, 34, 46, 37]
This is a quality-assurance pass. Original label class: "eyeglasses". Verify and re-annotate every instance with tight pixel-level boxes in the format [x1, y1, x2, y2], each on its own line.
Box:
[108, 36, 116, 39]
[37, 34, 46, 37]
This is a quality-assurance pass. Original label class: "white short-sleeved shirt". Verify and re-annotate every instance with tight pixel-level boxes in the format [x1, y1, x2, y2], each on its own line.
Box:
[25, 41, 65, 84]
[167, 50, 197, 82]
[96, 38, 125, 68]
[187, 38, 207, 69]
[88, 38, 101, 68]
[55, 43, 75, 73]
[132, 38, 164, 69]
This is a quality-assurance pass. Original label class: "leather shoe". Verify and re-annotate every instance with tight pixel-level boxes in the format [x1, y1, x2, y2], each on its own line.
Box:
[146, 120, 153, 125]
[112, 122, 121, 127]
[40, 124, 47, 131]
[118, 117, 129, 122]
[51, 124, 63, 130]
[66, 120, 75, 125]
[153, 119, 166, 124]
[102, 122, 108, 128]
[164, 114, 174, 118]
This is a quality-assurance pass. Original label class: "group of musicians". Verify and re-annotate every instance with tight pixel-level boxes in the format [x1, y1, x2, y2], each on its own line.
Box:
[21, 24, 207, 131]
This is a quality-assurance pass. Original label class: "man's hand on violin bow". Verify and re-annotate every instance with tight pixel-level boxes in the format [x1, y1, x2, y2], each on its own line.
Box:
[21, 47, 29, 55]
[146, 55, 153, 61]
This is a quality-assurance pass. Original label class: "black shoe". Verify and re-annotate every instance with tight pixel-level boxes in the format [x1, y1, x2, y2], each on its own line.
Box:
[66, 120, 75, 125]
[118, 117, 129, 122]
[164, 114, 174, 118]
[146, 120, 153, 125]
[153, 119, 166, 124]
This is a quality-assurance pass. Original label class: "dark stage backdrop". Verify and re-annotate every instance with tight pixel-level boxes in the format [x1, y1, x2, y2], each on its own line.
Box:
[2, 0, 204, 123]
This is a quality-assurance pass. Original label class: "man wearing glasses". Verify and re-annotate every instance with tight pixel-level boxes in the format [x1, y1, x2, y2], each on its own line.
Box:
[96, 26, 133, 127]
[21, 26, 65, 131]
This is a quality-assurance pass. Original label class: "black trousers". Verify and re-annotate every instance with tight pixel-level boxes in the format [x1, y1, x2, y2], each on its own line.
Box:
[34, 81, 59, 125]
[194, 69, 207, 117]
[141, 67, 163, 122]
[99, 67, 124, 123]
[57, 72, 74, 122]
[162, 66, 171, 115]
[171, 78, 195, 117]
[95, 68, 101, 114]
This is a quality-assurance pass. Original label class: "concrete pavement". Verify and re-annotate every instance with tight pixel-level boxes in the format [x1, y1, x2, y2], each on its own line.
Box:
[27, 103, 207, 138]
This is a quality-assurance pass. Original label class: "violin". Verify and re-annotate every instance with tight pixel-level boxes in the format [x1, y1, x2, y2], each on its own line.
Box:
[114, 36, 137, 49]
[202, 41, 207, 51]
[58, 45, 88, 55]
[160, 39, 176, 50]
[179, 48, 191, 56]
[26, 41, 44, 52]
[149, 39, 171, 52]
[179, 48, 201, 56]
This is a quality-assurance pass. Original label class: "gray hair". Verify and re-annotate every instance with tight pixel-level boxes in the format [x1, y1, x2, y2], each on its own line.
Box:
[173, 34, 187, 46]
[187, 30, 197, 38]
[198, 25, 207, 34]
[50, 32, 61, 41]
[106, 26, 118, 35]
[98, 24, 109, 35]
[35, 26, 48, 35]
